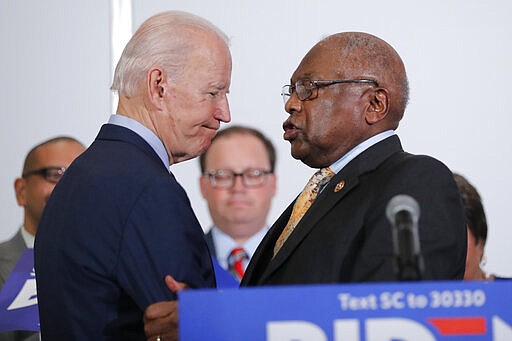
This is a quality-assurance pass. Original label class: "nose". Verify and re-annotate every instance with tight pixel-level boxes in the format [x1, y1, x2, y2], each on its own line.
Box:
[215, 95, 231, 123]
[284, 92, 301, 115]
[231, 174, 245, 191]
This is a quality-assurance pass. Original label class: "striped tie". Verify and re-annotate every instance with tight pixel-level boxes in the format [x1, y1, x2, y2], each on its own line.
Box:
[228, 247, 248, 281]
[273, 167, 335, 256]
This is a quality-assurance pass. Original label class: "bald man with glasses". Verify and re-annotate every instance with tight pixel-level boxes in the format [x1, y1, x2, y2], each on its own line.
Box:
[199, 125, 276, 282]
[242, 32, 466, 286]
[0, 136, 84, 340]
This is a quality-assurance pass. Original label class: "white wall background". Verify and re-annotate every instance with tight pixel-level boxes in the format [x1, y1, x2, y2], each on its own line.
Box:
[1, 0, 510, 277]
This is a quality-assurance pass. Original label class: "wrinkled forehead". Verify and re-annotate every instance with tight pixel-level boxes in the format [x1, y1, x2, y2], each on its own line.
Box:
[290, 40, 364, 81]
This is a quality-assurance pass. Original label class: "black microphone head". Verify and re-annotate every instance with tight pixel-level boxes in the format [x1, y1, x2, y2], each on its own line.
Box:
[386, 194, 420, 225]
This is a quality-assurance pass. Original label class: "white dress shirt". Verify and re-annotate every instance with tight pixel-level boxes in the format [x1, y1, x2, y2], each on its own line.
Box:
[211, 225, 269, 271]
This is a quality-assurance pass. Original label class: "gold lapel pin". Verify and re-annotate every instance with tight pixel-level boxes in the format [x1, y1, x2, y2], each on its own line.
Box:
[334, 180, 345, 192]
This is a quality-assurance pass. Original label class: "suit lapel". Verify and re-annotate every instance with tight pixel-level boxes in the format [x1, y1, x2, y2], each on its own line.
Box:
[251, 135, 404, 284]
[242, 202, 294, 285]
[204, 230, 217, 258]
[259, 170, 359, 281]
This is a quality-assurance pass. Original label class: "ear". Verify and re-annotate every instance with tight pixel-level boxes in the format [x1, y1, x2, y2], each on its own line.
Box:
[14, 178, 26, 206]
[365, 88, 389, 124]
[148, 67, 167, 108]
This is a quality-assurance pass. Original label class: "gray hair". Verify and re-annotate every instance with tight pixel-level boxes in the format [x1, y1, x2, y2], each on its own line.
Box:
[111, 11, 229, 97]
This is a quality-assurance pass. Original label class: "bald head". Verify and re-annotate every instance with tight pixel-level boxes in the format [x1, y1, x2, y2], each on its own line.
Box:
[311, 32, 409, 125]
[284, 32, 410, 167]
[22, 136, 85, 174]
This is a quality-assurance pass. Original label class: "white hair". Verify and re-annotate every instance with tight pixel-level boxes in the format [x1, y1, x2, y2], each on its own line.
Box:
[111, 11, 229, 97]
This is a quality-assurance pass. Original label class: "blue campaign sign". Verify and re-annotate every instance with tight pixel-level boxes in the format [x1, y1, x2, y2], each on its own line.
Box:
[180, 280, 512, 340]
[0, 249, 39, 332]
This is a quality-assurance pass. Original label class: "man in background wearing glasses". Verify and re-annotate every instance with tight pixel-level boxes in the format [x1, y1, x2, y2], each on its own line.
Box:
[0, 136, 84, 340]
[199, 126, 276, 284]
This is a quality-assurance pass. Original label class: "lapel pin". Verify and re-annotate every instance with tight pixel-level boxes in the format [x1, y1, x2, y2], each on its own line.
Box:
[334, 180, 345, 192]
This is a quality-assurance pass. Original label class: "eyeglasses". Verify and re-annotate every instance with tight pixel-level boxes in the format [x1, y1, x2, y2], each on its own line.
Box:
[204, 168, 273, 189]
[281, 79, 378, 103]
[22, 166, 66, 183]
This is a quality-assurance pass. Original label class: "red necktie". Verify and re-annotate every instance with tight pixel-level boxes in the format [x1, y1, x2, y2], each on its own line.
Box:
[228, 247, 248, 281]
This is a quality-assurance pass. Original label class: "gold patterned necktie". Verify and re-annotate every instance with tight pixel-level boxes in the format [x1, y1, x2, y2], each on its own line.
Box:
[273, 167, 335, 256]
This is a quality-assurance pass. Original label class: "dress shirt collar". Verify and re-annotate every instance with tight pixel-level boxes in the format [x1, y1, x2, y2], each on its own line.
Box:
[211, 225, 269, 270]
[108, 114, 170, 172]
[21, 225, 35, 248]
[329, 130, 396, 174]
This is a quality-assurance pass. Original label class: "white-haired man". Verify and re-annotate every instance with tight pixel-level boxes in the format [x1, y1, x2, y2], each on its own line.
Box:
[34, 11, 231, 339]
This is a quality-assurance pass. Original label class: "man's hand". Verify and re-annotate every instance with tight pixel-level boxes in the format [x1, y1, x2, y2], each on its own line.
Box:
[164, 274, 188, 292]
[144, 275, 189, 341]
[144, 300, 179, 341]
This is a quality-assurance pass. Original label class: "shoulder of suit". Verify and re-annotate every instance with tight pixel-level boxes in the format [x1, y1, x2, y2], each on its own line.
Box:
[0, 230, 25, 259]
[387, 152, 451, 172]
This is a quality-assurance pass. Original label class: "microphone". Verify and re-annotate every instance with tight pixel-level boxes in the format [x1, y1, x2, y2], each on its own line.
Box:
[386, 194, 424, 281]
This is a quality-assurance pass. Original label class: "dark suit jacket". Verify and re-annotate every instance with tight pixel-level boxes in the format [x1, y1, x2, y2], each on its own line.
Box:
[34, 124, 215, 340]
[241, 135, 466, 286]
[204, 230, 216, 258]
